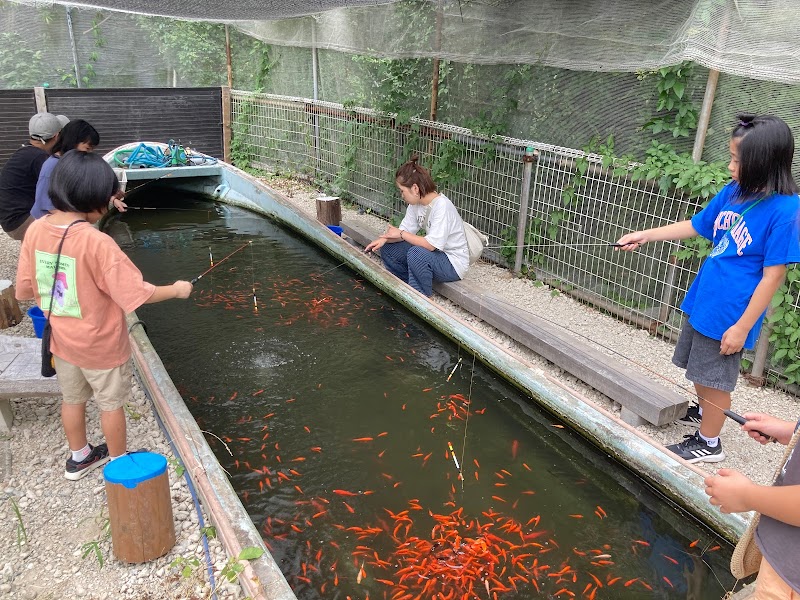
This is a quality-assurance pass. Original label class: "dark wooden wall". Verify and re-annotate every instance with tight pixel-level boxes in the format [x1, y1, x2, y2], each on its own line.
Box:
[0, 90, 37, 168]
[1, 87, 223, 169]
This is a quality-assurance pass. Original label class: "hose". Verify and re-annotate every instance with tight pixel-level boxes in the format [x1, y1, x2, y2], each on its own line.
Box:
[141, 379, 219, 600]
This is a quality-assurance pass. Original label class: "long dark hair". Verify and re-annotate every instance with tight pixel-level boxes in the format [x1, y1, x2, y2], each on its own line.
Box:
[395, 155, 437, 196]
[732, 113, 798, 199]
[49, 150, 119, 213]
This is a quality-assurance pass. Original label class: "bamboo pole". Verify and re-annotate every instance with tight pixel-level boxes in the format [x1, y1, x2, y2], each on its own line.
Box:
[224, 25, 234, 89]
[691, 69, 719, 162]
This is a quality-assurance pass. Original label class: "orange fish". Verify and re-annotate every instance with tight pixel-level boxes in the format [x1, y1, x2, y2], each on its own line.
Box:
[511, 440, 519, 459]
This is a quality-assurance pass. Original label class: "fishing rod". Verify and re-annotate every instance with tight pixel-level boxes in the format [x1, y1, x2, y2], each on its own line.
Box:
[483, 242, 629, 251]
[482, 292, 772, 437]
[126, 206, 213, 212]
[190, 241, 252, 285]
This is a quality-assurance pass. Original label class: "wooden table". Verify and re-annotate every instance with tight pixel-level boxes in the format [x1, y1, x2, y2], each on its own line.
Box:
[0, 334, 61, 431]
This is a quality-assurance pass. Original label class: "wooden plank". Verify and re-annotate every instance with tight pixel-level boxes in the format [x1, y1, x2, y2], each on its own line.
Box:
[0, 335, 62, 399]
[340, 219, 687, 426]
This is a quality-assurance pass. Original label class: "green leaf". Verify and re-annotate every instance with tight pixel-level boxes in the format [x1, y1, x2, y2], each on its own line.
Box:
[238, 547, 264, 561]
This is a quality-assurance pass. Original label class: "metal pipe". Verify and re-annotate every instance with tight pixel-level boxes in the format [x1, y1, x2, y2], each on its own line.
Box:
[513, 147, 536, 274]
[657, 251, 678, 325]
[311, 21, 321, 169]
[65, 6, 81, 88]
[692, 69, 720, 162]
[429, 0, 444, 122]
[749, 306, 773, 385]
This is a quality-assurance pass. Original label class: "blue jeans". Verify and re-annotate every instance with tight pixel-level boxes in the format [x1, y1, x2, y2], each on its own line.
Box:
[380, 241, 460, 296]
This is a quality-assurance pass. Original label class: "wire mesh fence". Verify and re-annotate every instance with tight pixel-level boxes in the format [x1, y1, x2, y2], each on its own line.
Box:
[230, 90, 800, 392]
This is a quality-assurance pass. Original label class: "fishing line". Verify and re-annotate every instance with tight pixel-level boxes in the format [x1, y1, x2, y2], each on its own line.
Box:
[457, 299, 482, 492]
[125, 171, 174, 195]
[317, 261, 349, 277]
[190, 241, 252, 285]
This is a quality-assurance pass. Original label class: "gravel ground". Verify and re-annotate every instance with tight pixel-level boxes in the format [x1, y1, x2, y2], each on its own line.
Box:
[0, 239, 243, 598]
[0, 173, 796, 599]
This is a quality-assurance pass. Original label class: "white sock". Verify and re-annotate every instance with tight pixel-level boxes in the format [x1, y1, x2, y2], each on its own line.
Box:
[108, 454, 125, 462]
[698, 432, 718, 447]
[71, 444, 91, 461]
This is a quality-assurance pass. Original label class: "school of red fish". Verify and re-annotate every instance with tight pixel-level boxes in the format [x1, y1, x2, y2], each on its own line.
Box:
[182, 267, 724, 599]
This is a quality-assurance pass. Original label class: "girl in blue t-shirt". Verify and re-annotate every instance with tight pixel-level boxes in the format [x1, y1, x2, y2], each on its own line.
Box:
[617, 114, 800, 464]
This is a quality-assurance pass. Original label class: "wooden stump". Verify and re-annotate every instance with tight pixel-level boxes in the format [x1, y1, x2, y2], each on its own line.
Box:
[0, 282, 22, 329]
[316, 196, 341, 226]
[105, 454, 176, 563]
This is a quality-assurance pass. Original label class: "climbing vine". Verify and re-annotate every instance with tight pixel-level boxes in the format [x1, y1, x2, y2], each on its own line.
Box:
[0, 32, 44, 88]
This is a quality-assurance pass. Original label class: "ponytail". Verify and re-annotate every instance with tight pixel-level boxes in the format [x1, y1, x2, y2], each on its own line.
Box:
[395, 155, 437, 196]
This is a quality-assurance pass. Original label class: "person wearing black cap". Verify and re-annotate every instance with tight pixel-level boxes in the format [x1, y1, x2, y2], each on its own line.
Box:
[0, 112, 69, 240]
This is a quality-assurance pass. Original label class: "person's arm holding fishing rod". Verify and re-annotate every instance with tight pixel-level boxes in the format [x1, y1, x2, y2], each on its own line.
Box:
[614, 220, 698, 250]
[144, 280, 193, 303]
[704, 414, 799, 525]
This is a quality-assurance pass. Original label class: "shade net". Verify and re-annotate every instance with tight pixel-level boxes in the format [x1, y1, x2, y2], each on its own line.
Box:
[2, 0, 800, 169]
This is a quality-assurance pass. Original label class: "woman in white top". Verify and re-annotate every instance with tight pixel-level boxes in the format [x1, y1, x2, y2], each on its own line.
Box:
[366, 156, 469, 296]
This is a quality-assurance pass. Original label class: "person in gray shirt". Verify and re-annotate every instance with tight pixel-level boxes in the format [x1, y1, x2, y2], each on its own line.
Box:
[705, 413, 800, 596]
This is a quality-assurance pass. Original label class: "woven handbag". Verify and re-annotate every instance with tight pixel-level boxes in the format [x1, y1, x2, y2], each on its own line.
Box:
[730, 427, 800, 579]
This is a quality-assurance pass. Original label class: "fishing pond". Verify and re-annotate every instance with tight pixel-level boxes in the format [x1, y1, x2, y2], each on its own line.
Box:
[112, 190, 737, 600]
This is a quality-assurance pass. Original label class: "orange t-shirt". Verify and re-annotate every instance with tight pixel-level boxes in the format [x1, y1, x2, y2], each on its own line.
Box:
[16, 218, 156, 369]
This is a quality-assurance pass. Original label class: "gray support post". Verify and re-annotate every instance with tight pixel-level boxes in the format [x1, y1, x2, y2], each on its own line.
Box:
[692, 69, 719, 162]
[657, 251, 678, 326]
[514, 147, 536, 274]
[65, 6, 81, 88]
[748, 307, 772, 386]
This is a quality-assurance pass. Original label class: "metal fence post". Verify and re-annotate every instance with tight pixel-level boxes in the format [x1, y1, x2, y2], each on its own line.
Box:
[748, 307, 773, 386]
[514, 147, 536, 274]
[311, 23, 321, 172]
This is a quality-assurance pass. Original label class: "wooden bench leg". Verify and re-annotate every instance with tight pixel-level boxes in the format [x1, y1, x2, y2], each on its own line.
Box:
[620, 406, 648, 427]
[0, 398, 13, 432]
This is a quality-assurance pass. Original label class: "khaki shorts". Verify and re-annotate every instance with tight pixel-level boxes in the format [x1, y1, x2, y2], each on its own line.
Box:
[54, 356, 132, 411]
[755, 557, 799, 599]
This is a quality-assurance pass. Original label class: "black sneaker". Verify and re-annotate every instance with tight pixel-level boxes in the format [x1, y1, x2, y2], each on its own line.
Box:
[676, 403, 702, 427]
[666, 431, 725, 463]
[65, 443, 110, 480]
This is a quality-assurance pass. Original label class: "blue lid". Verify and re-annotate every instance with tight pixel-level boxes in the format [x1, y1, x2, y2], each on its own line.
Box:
[104, 452, 167, 489]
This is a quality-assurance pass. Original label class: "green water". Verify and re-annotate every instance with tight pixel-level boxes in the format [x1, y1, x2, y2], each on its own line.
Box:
[112, 190, 737, 599]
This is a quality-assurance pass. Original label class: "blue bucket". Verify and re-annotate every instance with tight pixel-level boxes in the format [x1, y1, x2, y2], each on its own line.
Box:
[27, 306, 46, 339]
[327, 225, 343, 237]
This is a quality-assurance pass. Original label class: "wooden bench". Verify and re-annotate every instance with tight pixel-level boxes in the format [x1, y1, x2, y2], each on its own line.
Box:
[0, 334, 61, 431]
[341, 220, 688, 426]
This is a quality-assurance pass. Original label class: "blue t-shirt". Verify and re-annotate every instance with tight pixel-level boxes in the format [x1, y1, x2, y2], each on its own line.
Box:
[680, 182, 800, 349]
[31, 155, 59, 219]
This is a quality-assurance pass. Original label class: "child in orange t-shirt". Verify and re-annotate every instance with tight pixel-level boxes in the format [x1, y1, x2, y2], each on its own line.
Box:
[16, 150, 192, 480]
